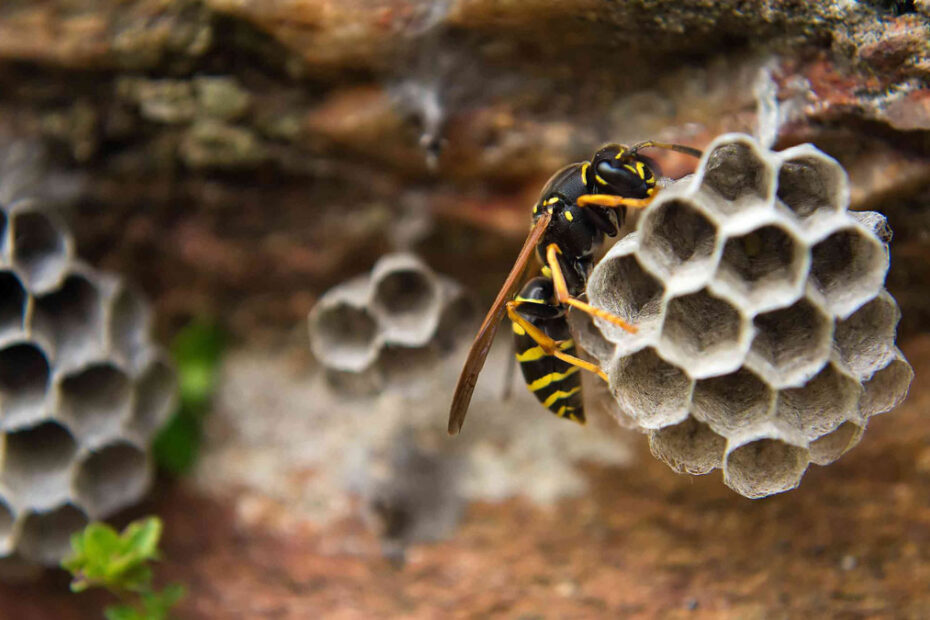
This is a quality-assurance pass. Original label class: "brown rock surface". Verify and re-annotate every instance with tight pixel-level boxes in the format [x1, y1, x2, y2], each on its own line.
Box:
[0, 333, 927, 618]
[0, 0, 929, 341]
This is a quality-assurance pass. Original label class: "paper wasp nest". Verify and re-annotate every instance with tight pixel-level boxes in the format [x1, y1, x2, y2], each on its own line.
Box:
[577, 133, 912, 498]
[0, 197, 176, 568]
[309, 253, 473, 392]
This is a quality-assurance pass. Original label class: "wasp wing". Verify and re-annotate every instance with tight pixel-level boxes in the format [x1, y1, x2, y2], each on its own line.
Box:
[447, 211, 552, 435]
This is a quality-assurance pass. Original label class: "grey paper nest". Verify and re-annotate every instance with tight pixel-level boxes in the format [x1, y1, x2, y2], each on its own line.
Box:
[576, 133, 913, 498]
[309, 253, 473, 393]
[0, 198, 176, 568]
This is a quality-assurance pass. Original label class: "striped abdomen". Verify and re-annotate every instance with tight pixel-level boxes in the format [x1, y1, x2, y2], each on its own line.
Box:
[512, 318, 585, 423]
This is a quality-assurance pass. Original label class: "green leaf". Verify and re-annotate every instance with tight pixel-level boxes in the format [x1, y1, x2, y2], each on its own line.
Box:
[83, 523, 123, 564]
[152, 410, 202, 475]
[141, 584, 186, 619]
[179, 362, 214, 409]
[64, 529, 88, 564]
[105, 604, 144, 620]
[62, 522, 123, 587]
[111, 564, 153, 594]
[63, 518, 165, 594]
[103, 518, 162, 588]
[154, 318, 226, 476]
[63, 518, 185, 620]
[172, 319, 225, 368]
[61, 552, 86, 576]
[123, 517, 162, 561]
[172, 319, 225, 409]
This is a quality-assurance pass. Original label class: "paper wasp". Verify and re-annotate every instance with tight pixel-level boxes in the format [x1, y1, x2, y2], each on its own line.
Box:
[448, 141, 702, 435]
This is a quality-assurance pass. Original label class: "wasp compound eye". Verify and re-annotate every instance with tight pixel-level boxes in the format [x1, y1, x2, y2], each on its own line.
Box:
[596, 159, 634, 180]
[594, 159, 647, 195]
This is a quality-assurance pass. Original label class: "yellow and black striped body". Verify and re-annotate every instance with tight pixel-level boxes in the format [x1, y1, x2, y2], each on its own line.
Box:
[448, 140, 703, 436]
[510, 147, 664, 423]
[512, 277, 585, 423]
[530, 144, 659, 297]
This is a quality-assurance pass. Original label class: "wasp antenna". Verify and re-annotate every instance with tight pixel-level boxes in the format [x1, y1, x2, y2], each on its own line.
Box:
[630, 140, 703, 159]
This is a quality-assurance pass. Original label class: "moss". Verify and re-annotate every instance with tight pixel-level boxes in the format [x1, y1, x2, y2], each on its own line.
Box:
[193, 77, 252, 121]
[180, 120, 267, 168]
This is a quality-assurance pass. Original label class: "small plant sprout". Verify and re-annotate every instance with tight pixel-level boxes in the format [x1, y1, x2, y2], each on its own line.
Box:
[62, 516, 185, 620]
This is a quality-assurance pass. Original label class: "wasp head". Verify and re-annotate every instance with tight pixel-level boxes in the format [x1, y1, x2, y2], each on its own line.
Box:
[589, 144, 657, 199]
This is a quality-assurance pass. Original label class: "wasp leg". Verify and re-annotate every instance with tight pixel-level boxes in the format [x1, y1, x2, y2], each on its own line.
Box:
[545, 244, 637, 334]
[575, 194, 653, 209]
[506, 301, 608, 382]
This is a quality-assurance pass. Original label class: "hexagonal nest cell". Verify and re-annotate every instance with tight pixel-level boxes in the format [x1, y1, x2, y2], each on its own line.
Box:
[585, 132, 911, 498]
[17, 504, 88, 566]
[774, 363, 861, 440]
[809, 421, 863, 466]
[0, 272, 26, 338]
[32, 273, 104, 370]
[692, 368, 773, 434]
[748, 298, 832, 388]
[310, 301, 380, 372]
[639, 199, 718, 283]
[130, 358, 177, 440]
[74, 442, 150, 518]
[0, 343, 50, 429]
[834, 293, 898, 380]
[0, 421, 77, 510]
[0, 185, 176, 568]
[108, 286, 151, 371]
[10, 210, 69, 294]
[648, 416, 725, 475]
[715, 225, 805, 311]
[724, 438, 809, 499]
[659, 289, 746, 375]
[370, 253, 443, 347]
[809, 227, 886, 318]
[586, 249, 664, 343]
[776, 150, 845, 224]
[373, 270, 435, 323]
[58, 364, 132, 446]
[699, 140, 771, 209]
[309, 253, 473, 393]
[610, 347, 692, 429]
[859, 354, 913, 419]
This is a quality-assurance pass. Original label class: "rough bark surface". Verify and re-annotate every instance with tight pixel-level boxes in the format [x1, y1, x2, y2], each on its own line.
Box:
[1, 0, 929, 340]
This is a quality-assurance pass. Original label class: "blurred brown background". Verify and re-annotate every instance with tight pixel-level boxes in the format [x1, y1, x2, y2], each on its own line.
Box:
[1, 1, 930, 617]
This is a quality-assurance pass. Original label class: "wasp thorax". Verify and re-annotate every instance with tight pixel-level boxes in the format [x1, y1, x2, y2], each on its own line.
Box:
[537, 194, 565, 214]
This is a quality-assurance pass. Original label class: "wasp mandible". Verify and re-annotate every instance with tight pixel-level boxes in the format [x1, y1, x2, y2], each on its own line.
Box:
[448, 141, 702, 434]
